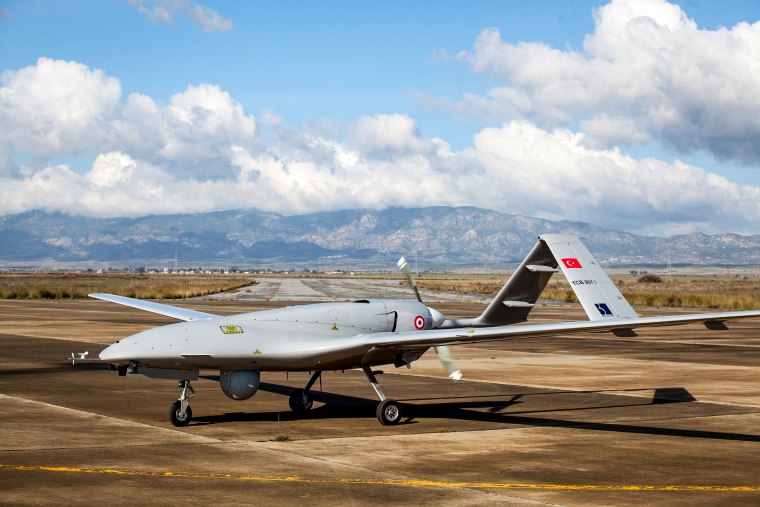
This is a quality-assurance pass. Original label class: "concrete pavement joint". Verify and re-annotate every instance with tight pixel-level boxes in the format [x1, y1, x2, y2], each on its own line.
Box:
[0, 393, 221, 444]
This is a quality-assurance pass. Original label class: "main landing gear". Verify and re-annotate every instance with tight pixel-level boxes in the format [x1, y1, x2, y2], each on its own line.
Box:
[287, 367, 403, 425]
[167, 370, 402, 427]
[169, 380, 195, 427]
[363, 366, 402, 425]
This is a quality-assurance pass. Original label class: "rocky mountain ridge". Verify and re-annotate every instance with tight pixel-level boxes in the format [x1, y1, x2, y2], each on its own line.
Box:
[1, 207, 759, 268]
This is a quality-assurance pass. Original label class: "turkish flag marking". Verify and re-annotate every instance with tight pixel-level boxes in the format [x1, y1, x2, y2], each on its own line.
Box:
[562, 258, 582, 269]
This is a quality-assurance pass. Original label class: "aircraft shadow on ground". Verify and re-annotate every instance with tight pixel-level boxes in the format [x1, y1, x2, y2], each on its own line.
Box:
[191, 383, 760, 442]
[0, 364, 112, 376]
[17, 365, 752, 441]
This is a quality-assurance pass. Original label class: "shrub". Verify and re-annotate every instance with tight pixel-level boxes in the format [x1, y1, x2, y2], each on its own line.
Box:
[637, 274, 663, 283]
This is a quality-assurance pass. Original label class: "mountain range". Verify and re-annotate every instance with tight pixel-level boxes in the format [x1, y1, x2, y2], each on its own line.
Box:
[1, 207, 759, 269]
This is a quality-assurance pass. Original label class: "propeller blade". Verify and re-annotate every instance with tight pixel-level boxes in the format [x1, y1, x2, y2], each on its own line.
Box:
[397, 256, 422, 303]
[435, 346, 462, 381]
[397, 256, 462, 381]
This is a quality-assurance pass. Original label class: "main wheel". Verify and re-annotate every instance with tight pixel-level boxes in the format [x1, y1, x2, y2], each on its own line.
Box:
[288, 388, 313, 415]
[376, 399, 402, 425]
[169, 400, 192, 427]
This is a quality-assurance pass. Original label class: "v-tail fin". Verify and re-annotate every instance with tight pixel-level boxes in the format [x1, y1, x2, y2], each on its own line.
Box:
[442, 237, 559, 328]
[541, 234, 638, 321]
[442, 234, 637, 329]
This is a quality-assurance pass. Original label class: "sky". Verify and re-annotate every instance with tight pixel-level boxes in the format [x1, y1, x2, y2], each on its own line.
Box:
[1, 0, 759, 236]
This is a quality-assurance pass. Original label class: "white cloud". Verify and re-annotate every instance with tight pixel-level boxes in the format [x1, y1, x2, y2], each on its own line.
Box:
[131, 0, 233, 33]
[1, 57, 759, 235]
[349, 114, 429, 156]
[0, 59, 256, 181]
[86, 152, 136, 188]
[457, 0, 760, 164]
[0, 57, 120, 157]
[183, 1, 233, 32]
[468, 121, 760, 233]
[579, 114, 651, 149]
[153, 83, 257, 178]
[260, 109, 283, 127]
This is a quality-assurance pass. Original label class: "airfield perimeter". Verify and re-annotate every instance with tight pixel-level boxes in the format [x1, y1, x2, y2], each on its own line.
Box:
[1, 278, 759, 506]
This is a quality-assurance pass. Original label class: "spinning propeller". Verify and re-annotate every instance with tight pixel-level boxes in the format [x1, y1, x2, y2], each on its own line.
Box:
[397, 256, 462, 381]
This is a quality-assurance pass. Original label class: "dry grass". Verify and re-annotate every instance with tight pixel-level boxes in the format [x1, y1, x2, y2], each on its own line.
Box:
[3, 272, 759, 310]
[0, 273, 255, 300]
[414, 277, 506, 295]
[618, 277, 760, 311]
[417, 275, 760, 311]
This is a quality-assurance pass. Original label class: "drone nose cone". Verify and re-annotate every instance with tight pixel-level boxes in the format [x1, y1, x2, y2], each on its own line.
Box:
[428, 307, 446, 328]
[100, 341, 126, 363]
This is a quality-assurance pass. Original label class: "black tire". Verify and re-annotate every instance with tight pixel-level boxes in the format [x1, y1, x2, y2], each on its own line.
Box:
[288, 389, 313, 415]
[376, 399, 402, 425]
[169, 400, 192, 427]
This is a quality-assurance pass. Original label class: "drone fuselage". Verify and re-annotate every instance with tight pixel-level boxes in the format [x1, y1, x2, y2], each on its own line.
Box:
[100, 299, 434, 372]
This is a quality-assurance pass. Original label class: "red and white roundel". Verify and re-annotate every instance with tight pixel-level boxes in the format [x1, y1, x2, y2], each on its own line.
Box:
[413, 315, 425, 330]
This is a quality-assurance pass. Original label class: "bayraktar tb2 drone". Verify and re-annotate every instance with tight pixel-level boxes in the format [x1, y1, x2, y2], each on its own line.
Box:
[87, 235, 760, 426]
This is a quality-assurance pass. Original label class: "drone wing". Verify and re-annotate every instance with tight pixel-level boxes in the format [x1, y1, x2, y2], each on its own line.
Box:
[89, 293, 219, 322]
[370, 234, 760, 349]
[366, 309, 760, 350]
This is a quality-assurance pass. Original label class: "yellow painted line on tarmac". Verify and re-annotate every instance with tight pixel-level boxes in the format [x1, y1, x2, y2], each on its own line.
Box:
[1, 464, 759, 492]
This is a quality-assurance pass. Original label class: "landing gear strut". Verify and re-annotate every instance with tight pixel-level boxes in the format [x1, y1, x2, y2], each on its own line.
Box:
[169, 380, 195, 427]
[363, 366, 402, 425]
[289, 370, 321, 416]
[289, 369, 402, 424]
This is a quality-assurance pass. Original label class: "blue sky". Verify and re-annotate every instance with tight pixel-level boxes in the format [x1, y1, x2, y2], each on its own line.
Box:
[1, 1, 599, 144]
[1, 0, 759, 235]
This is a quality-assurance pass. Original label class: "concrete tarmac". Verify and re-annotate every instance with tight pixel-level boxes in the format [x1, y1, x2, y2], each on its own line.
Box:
[205, 277, 493, 303]
[1, 288, 760, 506]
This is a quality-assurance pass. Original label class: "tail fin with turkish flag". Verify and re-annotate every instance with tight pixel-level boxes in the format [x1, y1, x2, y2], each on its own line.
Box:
[541, 234, 639, 322]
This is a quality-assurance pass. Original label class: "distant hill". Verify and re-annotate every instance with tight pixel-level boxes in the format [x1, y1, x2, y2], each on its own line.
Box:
[1, 207, 759, 268]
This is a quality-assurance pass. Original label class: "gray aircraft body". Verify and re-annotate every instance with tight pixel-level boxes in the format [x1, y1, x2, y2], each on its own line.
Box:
[90, 235, 760, 426]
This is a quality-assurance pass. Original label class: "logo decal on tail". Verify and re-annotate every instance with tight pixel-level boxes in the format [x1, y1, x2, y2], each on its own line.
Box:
[562, 258, 582, 269]
[595, 303, 613, 317]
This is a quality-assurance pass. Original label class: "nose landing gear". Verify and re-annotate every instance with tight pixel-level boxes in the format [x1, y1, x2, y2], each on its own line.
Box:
[288, 370, 321, 416]
[169, 380, 195, 427]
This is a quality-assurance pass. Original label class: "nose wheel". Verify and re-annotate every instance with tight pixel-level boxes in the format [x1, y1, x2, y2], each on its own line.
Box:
[169, 380, 194, 427]
[289, 388, 314, 414]
[169, 400, 193, 426]
[288, 370, 321, 417]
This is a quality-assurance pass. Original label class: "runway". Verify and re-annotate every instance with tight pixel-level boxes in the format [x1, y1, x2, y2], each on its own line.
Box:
[1, 285, 760, 505]
[205, 276, 493, 303]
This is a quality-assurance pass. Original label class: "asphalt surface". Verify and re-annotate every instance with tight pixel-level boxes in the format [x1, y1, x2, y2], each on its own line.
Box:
[1, 282, 760, 506]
